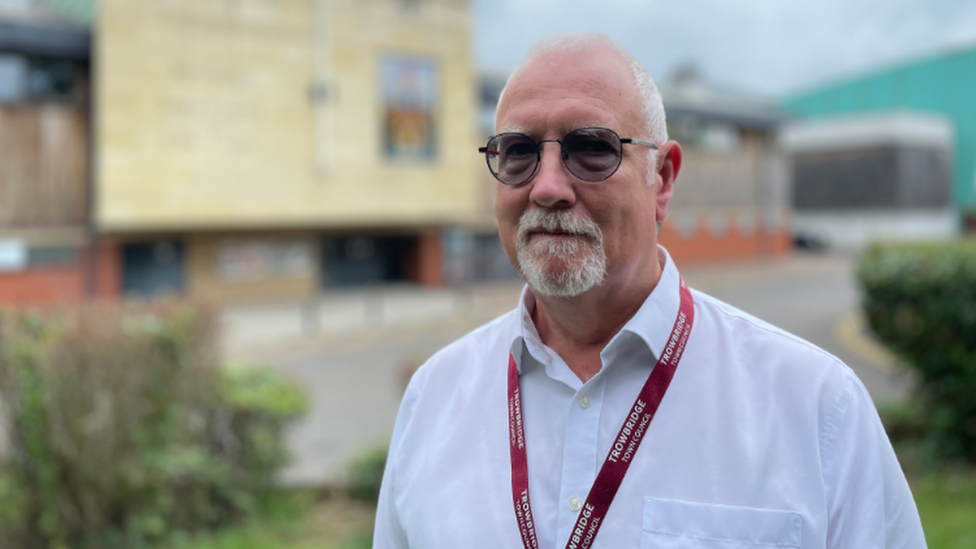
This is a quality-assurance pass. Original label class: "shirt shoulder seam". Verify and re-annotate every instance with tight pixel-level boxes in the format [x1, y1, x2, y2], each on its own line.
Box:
[818, 370, 857, 518]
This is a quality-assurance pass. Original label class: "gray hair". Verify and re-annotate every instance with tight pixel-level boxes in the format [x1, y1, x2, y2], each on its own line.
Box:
[497, 33, 668, 178]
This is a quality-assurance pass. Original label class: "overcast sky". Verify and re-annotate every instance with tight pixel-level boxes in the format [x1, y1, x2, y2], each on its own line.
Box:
[473, 0, 976, 99]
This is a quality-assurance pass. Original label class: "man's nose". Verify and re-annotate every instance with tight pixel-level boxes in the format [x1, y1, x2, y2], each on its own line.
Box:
[528, 143, 577, 209]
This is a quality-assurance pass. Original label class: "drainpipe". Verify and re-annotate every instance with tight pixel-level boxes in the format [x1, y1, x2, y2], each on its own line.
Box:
[84, 27, 99, 299]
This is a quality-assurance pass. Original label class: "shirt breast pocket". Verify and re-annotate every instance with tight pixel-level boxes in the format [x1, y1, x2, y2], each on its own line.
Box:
[641, 497, 803, 548]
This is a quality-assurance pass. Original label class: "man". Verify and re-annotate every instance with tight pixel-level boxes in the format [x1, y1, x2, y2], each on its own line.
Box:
[374, 34, 926, 548]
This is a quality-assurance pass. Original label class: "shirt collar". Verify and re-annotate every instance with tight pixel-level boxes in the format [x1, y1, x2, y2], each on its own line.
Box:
[507, 287, 539, 375]
[508, 246, 682, 376]
[603, 246, 682, 367]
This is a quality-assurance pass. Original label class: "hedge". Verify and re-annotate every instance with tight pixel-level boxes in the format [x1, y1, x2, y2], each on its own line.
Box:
[0, 302, 309, 549]
[857, 239, 976, 462]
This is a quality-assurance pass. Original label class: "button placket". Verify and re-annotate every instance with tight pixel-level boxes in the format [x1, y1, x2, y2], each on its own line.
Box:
[555, 377, 607, 543]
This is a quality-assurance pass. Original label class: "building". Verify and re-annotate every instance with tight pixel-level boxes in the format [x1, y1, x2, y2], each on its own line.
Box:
[783, 43, 976, 239]
[2, 0, 491, 306]
[0, 0, 117, 306]
[780, 112, 954, 250]
[655, 69, 793, 264]
[100, 0, 488, 302]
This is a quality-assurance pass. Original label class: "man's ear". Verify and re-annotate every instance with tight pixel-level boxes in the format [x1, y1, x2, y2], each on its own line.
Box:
[655, 141, 682, 223]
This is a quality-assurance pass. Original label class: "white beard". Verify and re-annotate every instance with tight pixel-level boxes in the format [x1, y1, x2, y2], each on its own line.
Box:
[515, 209, 607, 298]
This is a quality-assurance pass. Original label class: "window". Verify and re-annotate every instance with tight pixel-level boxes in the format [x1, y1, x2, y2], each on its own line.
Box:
[0, 54, 83, 103]
[381, 55, 437, 162]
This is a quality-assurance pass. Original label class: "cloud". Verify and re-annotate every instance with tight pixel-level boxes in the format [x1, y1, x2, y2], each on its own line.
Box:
[474, 0, 976, 97]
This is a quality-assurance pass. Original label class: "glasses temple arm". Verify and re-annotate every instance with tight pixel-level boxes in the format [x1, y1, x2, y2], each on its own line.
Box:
[620, 138, 658, 149]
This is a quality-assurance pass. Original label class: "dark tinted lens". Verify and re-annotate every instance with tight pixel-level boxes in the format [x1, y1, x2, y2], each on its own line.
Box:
[562, 128, 623, 181]
[487, 133, 538, 184]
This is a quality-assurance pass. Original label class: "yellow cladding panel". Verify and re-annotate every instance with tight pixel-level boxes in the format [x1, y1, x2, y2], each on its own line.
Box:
[97, 0, 481, 232]
[185, 234, 318, 303]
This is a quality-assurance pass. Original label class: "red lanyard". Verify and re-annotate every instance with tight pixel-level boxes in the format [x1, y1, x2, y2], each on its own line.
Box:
[508, 277, 695, 549]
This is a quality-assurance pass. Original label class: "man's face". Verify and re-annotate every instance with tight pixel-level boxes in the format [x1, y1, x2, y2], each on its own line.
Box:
[494, 48, 670, 298]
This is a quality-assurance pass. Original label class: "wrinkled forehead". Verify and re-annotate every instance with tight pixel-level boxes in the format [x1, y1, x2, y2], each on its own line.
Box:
[497, 47, 642, 133]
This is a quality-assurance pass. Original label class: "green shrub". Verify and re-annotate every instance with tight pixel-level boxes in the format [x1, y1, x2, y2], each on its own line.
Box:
[0, 302, 309, 549]
[877, 400, 929, 443]
[345, 445, 388, 504]
[857, 240, 976, 462]
[211, 366, 311, 514]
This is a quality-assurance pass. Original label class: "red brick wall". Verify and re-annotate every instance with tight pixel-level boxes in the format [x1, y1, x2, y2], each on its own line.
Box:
[659, 214, 793, 266]
[399, 230, 444, 287]
[0, 243, 120, 307]
[416, 229, 444, 287]
[93, 243, 122, 298]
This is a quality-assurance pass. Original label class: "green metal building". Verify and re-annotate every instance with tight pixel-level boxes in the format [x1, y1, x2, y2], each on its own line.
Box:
[783, 44, 976, 216]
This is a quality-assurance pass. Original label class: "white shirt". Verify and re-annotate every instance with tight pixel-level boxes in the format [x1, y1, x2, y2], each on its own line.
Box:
[373, 249, 926, 549]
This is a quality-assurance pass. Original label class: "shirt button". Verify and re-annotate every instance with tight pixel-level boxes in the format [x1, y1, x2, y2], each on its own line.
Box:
[579, 395, 591, 409]
[568, 496, 583, 511]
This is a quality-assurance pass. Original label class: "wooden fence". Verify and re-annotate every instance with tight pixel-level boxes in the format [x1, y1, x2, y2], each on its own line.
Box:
[0, 105, 89, 228]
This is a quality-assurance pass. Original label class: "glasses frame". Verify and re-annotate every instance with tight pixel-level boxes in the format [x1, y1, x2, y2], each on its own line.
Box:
[478, 127, 658, 186]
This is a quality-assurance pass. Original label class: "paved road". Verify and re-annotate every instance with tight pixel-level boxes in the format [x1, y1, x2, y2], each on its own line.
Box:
[681, 252, 914, 405]
[222, 252, 914, 486]
[223, 284, 526, 486]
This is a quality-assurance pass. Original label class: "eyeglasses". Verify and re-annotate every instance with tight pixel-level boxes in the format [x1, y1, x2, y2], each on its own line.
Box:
[478, 127, 658, 186]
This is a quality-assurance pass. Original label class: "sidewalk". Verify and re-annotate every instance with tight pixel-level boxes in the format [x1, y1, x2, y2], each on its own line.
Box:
[221, 281, 524, 361]
[220, 255, 835, 358]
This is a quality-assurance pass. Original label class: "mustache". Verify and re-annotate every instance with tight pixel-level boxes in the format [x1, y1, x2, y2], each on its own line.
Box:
[516, 209, 603, 245]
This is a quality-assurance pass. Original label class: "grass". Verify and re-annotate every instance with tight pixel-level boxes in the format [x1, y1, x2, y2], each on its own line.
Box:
[161, 491, 375, 549]
[888, 435, 976, 549]
[911, 467, 976, 549]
